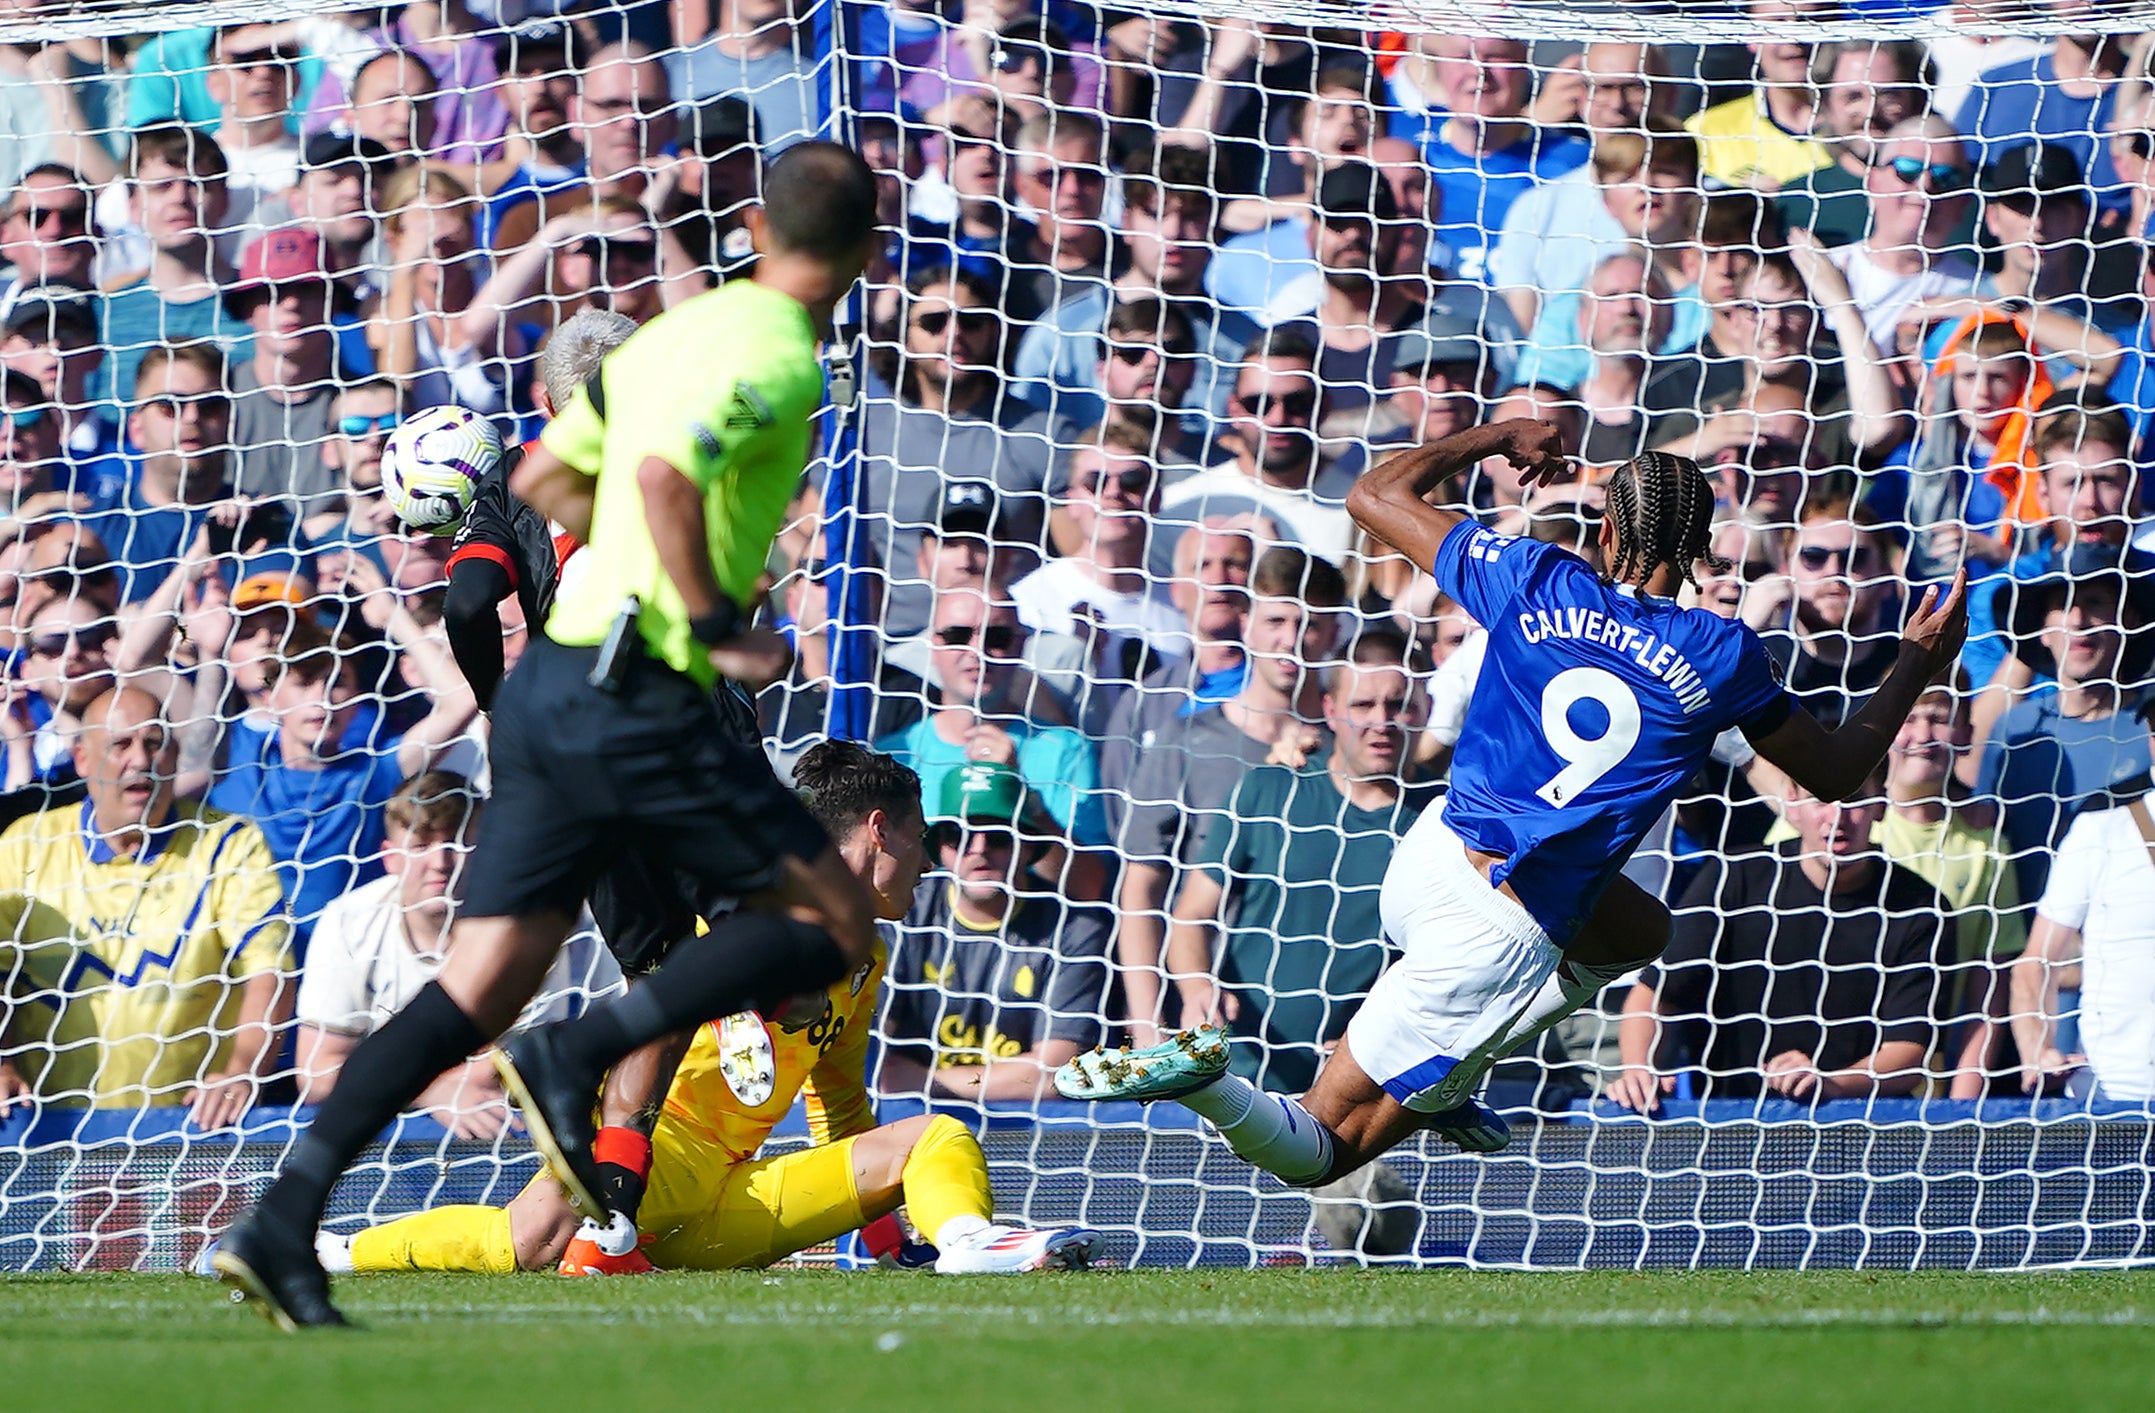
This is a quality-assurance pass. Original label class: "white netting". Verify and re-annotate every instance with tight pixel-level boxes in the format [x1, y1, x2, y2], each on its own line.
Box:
[1, 0, 2154, 1273]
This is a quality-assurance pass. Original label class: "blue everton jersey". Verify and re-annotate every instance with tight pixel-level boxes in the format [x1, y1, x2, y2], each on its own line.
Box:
[1435, 523, 1792, 939]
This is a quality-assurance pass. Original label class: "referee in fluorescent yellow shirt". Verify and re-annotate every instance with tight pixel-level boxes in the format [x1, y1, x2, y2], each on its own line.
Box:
[218, 141, 888, 1330]
[0, 687, 292, 1123]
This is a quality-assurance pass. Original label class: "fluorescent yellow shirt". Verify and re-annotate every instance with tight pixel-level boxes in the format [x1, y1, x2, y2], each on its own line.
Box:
[0, 800, 293, 1106]
[540, 279, 825, 686]
[1685, 92, 1832, 190]
[661, 945, 884, 1163]
[1765, 806, 2026, 962]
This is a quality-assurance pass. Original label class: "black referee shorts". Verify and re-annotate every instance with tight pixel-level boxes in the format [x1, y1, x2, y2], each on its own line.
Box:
[460, 636, 828, 952]
[585, 679, 763, 975]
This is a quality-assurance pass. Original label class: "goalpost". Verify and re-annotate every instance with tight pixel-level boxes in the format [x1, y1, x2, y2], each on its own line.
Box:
[2, 0, 2153, 1272]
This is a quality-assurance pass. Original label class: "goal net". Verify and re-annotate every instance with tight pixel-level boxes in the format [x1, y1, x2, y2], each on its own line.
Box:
[3, 0, 2154, 1273]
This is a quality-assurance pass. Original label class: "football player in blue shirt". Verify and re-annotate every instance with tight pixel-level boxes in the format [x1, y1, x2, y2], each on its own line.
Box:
[1059, 419, 1967, 1185]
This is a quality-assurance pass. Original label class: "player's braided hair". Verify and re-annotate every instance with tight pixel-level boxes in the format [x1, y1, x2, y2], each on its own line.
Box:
[1603, 450, 1728, 592]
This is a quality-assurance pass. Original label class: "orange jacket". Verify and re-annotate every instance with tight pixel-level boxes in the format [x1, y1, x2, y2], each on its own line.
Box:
[1932, 310, 2054, 535]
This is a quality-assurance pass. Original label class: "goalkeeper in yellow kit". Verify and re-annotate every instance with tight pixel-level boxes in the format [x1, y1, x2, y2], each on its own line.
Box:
[329, 741, 1102, 1277]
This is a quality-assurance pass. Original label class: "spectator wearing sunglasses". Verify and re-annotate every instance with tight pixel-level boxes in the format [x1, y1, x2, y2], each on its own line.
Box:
[1, 595, 116, 797]
[208, 23, 303, 220]
[1824, 116, 1988, 355]
[0, 288, 124, 510]
[82, 343, 239, 604]
[225, 228, 364, 515]
[856, 267, 1056, 640]
[1775, 40, 1936, 249]
[876, 761, 1111, 1103]
[1159, 327, 1355, 566]
[0, 167, 99, 325]
[875, 589, 1105, 857]
[1759, 492, 1906, 731]
[1014, 421, 1189, 674]
[301, 379, 403, 555]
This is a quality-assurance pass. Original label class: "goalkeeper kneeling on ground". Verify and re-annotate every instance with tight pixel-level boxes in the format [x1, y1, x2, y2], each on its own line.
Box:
[328, 741, 1103, 1277]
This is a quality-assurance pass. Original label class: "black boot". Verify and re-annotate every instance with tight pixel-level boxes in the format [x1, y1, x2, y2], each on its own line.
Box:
[213, 1208, 350, 1331]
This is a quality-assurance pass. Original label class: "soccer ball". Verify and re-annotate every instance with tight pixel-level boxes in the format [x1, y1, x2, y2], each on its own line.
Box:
[381, 405, 502, 537]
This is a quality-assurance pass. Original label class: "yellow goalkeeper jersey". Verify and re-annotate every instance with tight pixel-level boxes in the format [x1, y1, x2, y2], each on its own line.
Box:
[662, 944, 885, 1163]
[0, 800, 293, 1106]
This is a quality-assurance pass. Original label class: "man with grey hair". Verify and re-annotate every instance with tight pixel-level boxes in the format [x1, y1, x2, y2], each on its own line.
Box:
[537, 308, 639, 418]
[441, 310, 639, 706]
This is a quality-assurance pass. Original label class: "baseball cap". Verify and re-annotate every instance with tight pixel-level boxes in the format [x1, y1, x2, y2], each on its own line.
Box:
[1389, 314, 1485, 381]
[3, 283, 98, 344]
[687, 95, 759, 159]
[1980, 143, 2091, 209]
[491, 16, 581, 71]
[938, 760, 1028, 825]
[1315, 161, 1399, 224]
[231, 571, 313, 611]
[937, 480, 1002, 538]
[224, 228, 355, 319]
[301, 131, 396, 173]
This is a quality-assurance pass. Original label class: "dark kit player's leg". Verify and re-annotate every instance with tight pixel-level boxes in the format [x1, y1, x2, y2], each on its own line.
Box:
[498, 666, 882, 1217]
[214, 641, 609, 1328]
[578, 851, 704, 1240]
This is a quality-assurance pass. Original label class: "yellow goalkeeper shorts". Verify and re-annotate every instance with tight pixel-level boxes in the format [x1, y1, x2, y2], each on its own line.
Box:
[636, 1119, 869, 1270]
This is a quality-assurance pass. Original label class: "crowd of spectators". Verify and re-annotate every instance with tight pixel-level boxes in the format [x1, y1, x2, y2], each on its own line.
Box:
[5, 3, 2155, 1133]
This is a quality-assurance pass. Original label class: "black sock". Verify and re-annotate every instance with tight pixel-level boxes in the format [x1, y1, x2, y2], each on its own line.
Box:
[597, 1164, 649, 1222]
[257, 982, 489, 1234]
[552, 913, 846, 1076]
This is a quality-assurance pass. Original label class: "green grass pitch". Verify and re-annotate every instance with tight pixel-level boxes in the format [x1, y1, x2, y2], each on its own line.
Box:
[10, 1268, 2155, 1412]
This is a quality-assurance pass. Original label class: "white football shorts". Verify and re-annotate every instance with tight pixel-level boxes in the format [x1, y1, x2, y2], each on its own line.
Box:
[1344, 802, 1563, 1111]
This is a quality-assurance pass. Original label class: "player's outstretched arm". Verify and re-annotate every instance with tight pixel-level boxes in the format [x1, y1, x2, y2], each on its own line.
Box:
[1345, 418, 1568, 574]
[1744, 571, 1969, 801]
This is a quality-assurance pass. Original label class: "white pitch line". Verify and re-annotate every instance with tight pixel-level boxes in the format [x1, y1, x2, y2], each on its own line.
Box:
[35, 1295, 2155, 1331]
[258, 1302, 2155, 1331]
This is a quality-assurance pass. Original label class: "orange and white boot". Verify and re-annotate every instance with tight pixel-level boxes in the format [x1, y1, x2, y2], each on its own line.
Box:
[558, 1212, 661, 1276]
